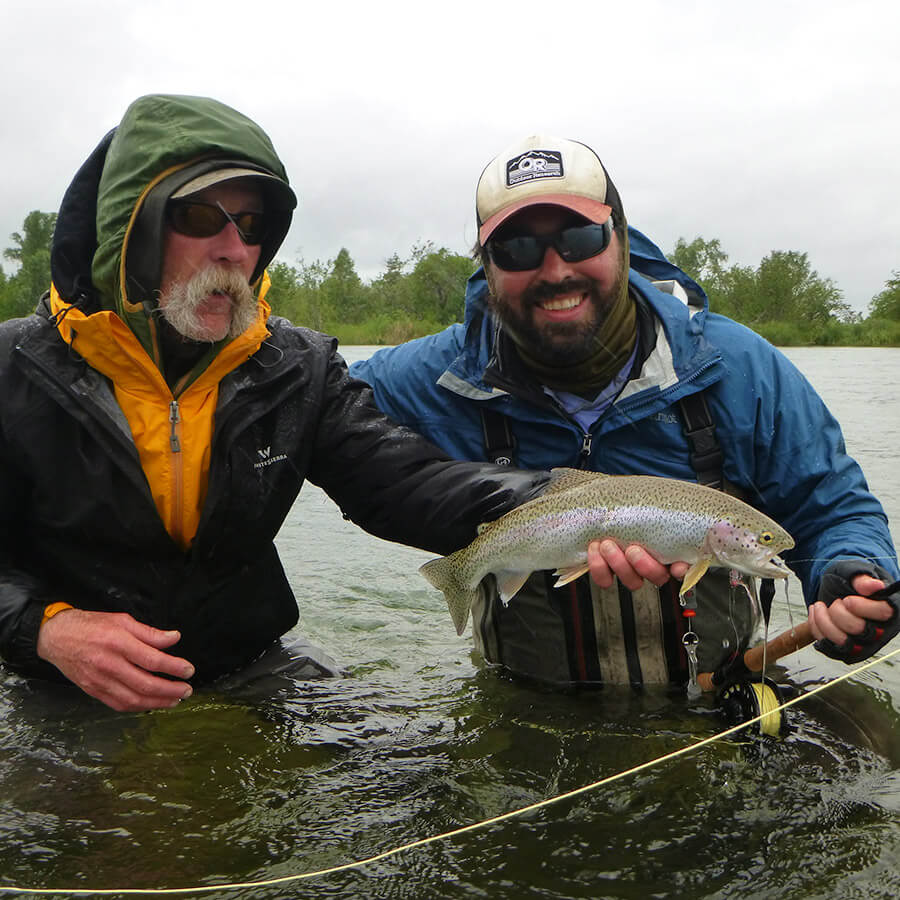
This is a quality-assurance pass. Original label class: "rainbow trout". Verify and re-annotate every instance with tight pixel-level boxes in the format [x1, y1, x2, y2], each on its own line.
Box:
[420, 468, 795, 635]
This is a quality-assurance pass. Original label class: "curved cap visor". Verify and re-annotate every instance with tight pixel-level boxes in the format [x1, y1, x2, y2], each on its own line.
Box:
[171, 166, 297, 210]
[478, 194, 612, 244]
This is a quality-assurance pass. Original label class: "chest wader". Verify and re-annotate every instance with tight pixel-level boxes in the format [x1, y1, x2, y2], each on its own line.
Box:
[472, 393, 770, 688]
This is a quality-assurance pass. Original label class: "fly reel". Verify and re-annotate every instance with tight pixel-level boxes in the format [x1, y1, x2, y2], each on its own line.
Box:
[717, 677, 785, 737]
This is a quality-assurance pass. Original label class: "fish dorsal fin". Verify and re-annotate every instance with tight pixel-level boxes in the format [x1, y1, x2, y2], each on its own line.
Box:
[543, 467, 610, 496]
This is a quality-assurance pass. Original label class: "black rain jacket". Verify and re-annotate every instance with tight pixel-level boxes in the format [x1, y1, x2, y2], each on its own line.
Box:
[0, 96, 547, 684]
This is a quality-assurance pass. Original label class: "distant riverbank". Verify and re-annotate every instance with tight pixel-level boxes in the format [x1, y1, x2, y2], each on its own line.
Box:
[327, 315, 900, 348]
[752, 318, 900, 347]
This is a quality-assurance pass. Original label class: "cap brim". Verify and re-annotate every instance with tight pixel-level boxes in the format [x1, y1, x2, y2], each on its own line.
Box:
[171, 167, 297, 209]
[479, 194, 612, 244]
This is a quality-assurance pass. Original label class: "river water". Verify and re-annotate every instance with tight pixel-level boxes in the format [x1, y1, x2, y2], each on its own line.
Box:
[1, 346, 898, 899]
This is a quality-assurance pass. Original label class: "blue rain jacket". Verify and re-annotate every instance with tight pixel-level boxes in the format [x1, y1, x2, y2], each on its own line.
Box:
[351, 227, 898, 605]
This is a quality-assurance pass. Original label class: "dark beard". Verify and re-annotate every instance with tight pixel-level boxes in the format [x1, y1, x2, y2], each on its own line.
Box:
[490, 270, 628, 367]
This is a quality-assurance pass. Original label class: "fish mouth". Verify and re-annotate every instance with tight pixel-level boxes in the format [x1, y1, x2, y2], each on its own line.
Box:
[720, 551, 794, 579]
[760, 554, 793, 578]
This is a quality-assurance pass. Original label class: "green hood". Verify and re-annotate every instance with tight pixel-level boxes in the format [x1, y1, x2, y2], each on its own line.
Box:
[90, 94, 294, 356]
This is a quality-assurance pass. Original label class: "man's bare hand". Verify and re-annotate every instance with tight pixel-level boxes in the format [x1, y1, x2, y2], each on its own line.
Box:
[808, 574, 895, 645]
[588, 539, 690, 592]
[37, 609, 195, 712]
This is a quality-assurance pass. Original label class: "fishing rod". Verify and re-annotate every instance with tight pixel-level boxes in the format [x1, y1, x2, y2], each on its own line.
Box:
[699, 577, 900, 691]
[698, 622, 813, 693]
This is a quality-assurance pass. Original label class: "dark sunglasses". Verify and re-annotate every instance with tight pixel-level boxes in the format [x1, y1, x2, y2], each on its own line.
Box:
[166, 200, 268, 245]
[487, 220, 613, 272]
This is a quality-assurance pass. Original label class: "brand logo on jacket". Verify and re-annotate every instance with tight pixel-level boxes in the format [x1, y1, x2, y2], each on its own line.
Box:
[254, 446, 288, 469]
[506, 150, 564, 187]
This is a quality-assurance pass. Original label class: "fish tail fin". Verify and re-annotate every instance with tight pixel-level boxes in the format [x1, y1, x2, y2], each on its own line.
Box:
[419, 555, 479, 636]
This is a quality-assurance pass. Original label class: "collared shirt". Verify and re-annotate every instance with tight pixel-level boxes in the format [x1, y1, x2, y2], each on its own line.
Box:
[543, 338, 640, 432]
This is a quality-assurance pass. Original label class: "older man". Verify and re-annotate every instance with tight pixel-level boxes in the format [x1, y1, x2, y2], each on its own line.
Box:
[0, 96, 549, 711]
[352, 135, 899, 687]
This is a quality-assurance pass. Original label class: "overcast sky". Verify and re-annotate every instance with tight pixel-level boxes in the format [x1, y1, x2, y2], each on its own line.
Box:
[2, 0, 897, 313]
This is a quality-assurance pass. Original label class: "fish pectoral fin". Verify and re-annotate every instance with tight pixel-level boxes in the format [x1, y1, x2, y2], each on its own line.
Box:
[679, 559, 711, 597]
[552, 564, 590, 588]
[495, 571, 531, 606]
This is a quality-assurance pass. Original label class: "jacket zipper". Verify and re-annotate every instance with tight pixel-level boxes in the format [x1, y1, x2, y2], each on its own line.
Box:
[579, 431, 592, 467]
[614, 359, 720, 419]
[169, 399, 185, 546]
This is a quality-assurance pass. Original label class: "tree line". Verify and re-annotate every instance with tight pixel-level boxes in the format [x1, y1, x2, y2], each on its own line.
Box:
[2, 210, 899, 346]
[669, 236, 900, 346]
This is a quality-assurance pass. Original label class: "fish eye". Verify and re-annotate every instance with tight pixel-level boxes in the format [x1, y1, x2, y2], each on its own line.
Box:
[758, 531, 775, 545]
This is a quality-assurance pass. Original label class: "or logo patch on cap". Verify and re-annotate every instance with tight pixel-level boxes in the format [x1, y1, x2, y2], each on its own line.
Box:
[506, 150, 564, 187]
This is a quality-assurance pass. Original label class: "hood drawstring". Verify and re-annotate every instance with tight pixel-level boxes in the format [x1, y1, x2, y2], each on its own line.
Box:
[47, 277, 98, 367]
[48, 295, 83, 330]
[47, 274, 97, 329]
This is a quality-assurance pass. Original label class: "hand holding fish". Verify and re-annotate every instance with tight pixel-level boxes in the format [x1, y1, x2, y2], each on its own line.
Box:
[421, 469, 794, 635]
[587, 539, 690, 591]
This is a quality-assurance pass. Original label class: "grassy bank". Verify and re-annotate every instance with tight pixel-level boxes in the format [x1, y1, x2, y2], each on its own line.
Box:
[754, 318, 900, 346]
[323, 314, 450, 346]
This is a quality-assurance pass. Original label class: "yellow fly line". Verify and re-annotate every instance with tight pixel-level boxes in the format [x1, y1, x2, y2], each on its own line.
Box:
[1, 645, 898, 898]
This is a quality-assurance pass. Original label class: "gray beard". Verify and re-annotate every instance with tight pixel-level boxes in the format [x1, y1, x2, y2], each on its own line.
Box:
[158, 265, 258, 342]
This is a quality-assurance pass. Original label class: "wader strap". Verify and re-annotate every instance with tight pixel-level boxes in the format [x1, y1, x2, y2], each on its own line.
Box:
[480, 407, 517, 466]
[474, 409, 515, 667]
[677, 392, 724, 490]
[480, 393, 724, 483]
[617, 581, 644, 686]
[550, 574, 604, 683]
[678, 391, 775, 624]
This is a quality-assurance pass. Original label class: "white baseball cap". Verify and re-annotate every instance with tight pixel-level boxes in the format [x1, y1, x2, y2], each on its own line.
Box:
[476, 136, 618, 244]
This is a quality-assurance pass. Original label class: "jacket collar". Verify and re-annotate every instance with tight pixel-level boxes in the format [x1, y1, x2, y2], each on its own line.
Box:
[48, 286, 273, 400]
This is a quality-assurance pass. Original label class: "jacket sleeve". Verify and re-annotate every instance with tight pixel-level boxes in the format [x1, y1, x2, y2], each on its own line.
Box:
[710, 328, 898, 603]
[0, 425, 69, 678]
[349, 325, 465, 429]
[312, 346, 549, 557]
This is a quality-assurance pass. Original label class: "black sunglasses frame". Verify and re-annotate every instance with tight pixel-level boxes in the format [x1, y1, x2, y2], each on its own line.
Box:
[487, 220, 614, 272]
[166, 200, 268, 246]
